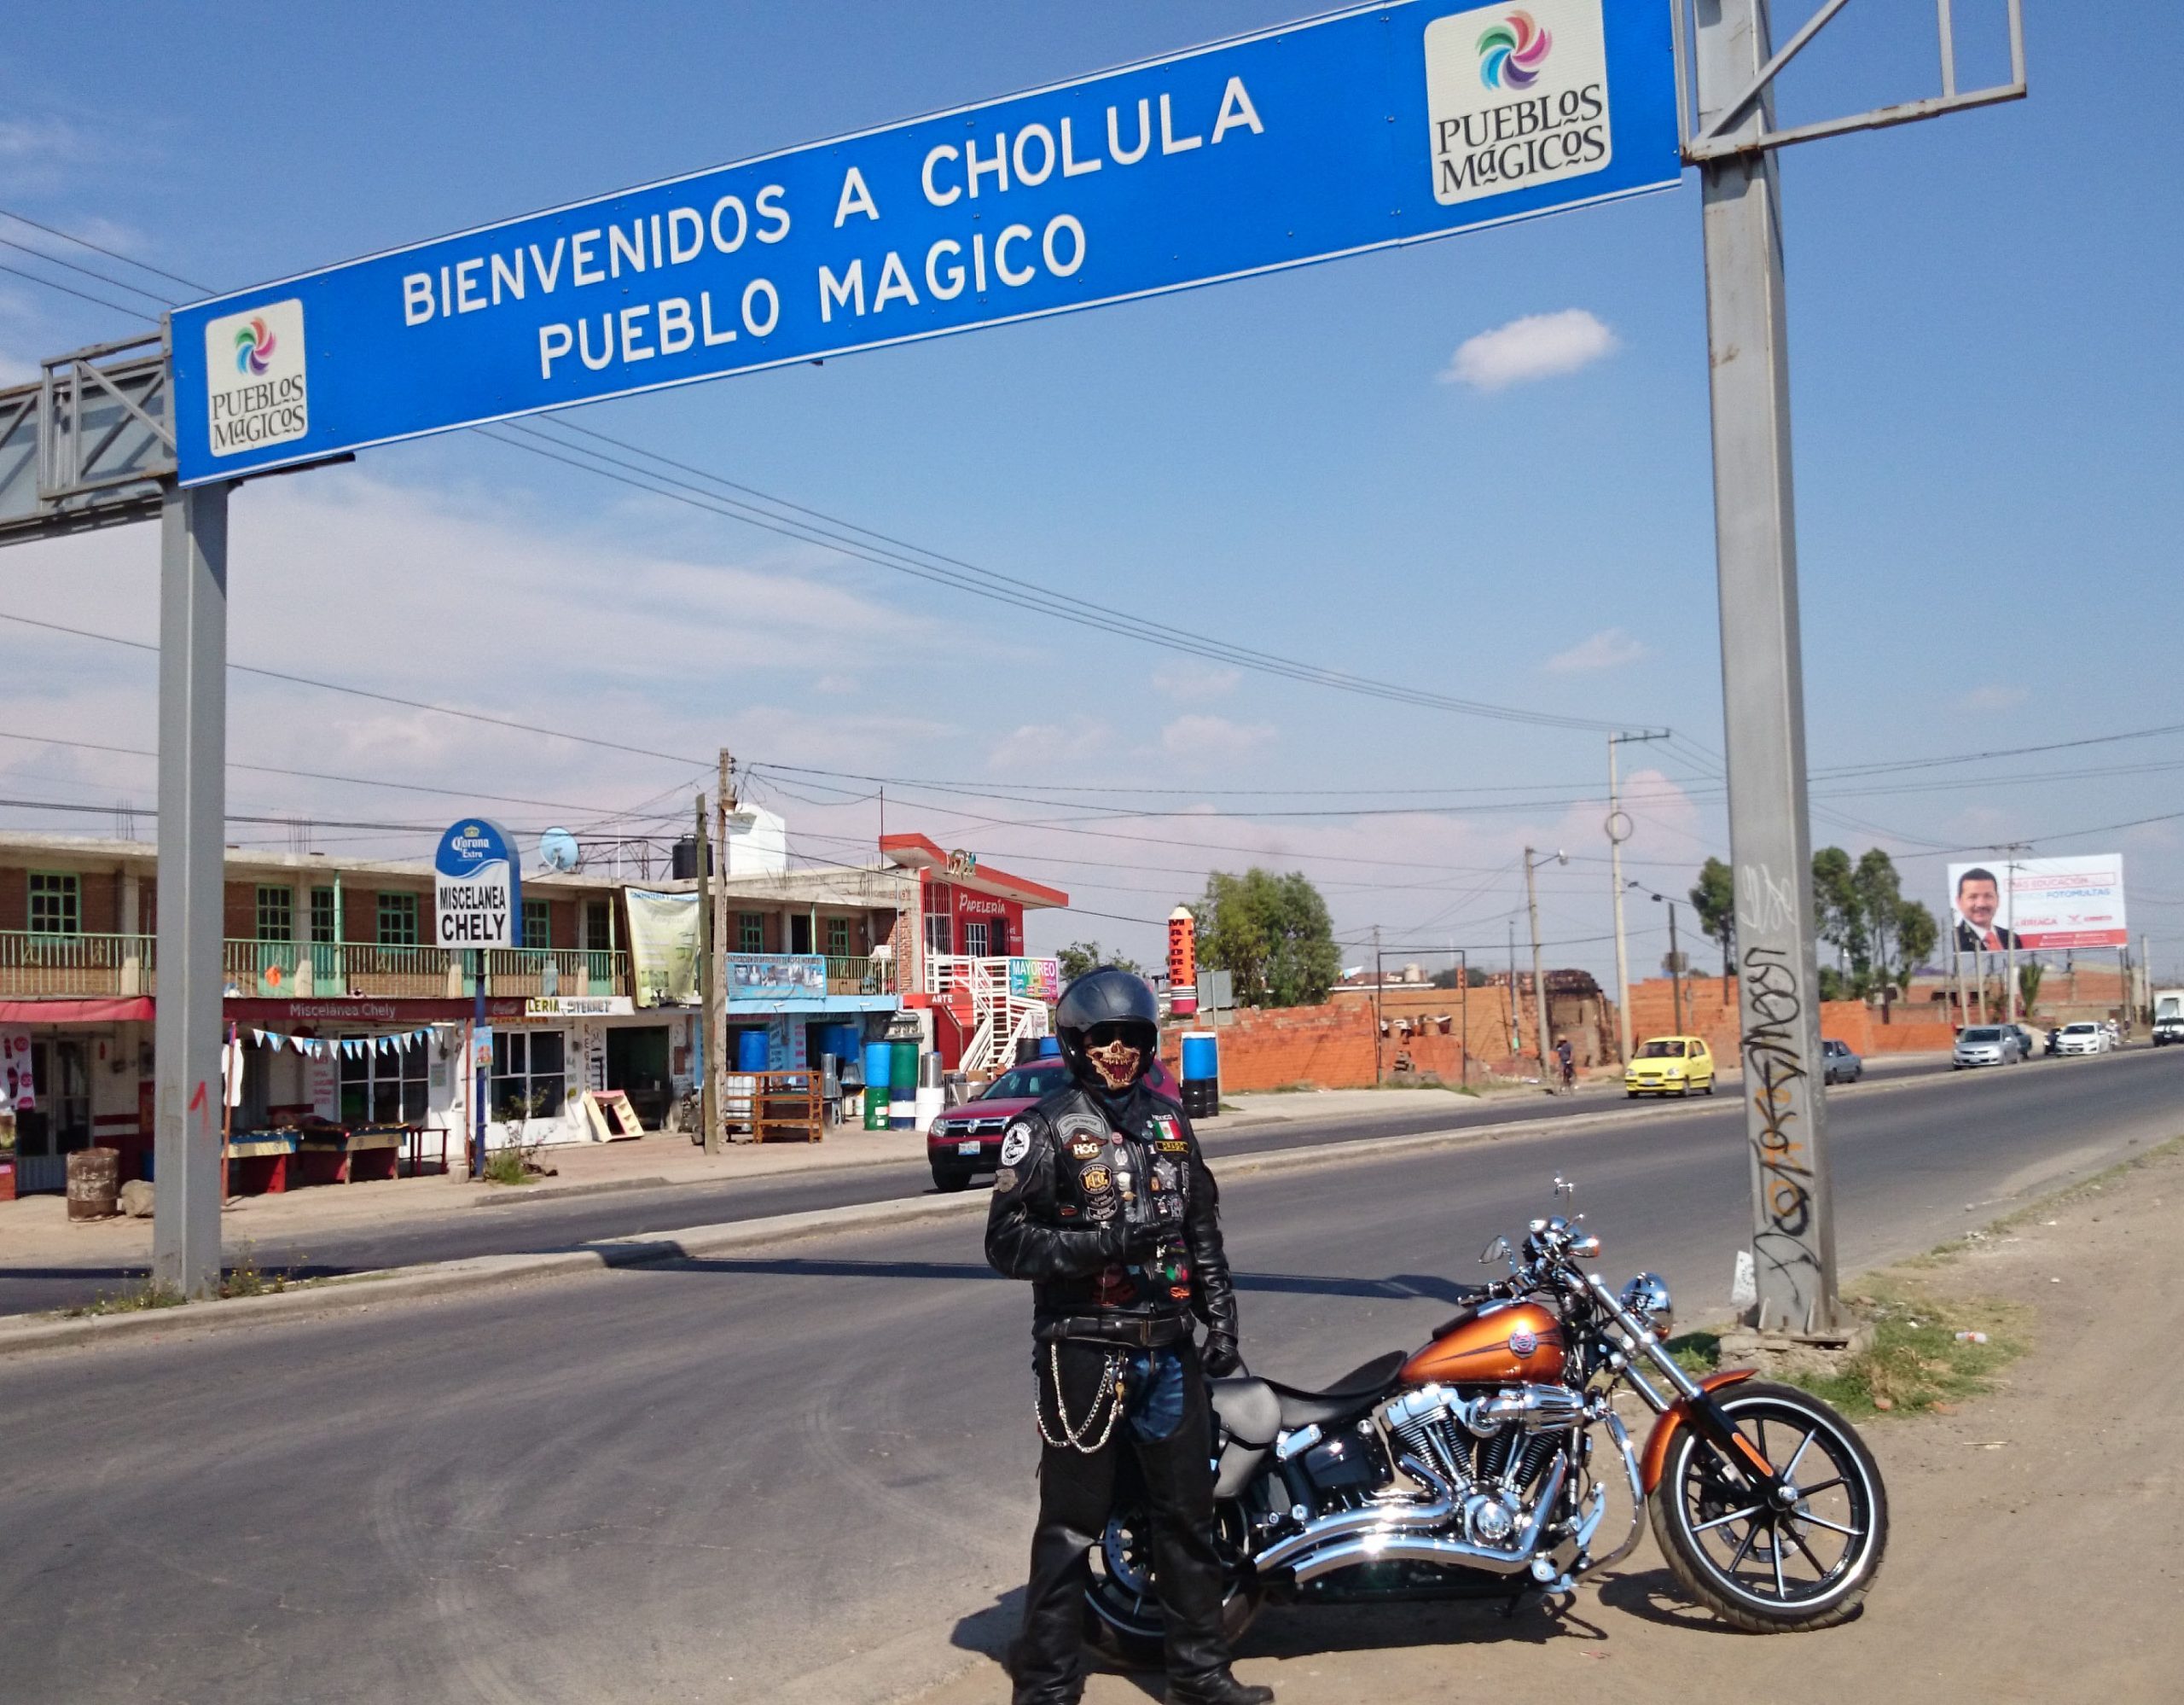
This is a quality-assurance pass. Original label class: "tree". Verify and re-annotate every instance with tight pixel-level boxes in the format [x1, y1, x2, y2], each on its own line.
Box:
[2018, 958, 2044, 1019]
[1430, 965, 1494, 989]
[1193, 869, 1342, 1008]
[1810, 847, 1862, 976]
[1891, 901, 1938, 1018]
[1689, 857, 1736, 997]
[1056, 941, 1139, 983]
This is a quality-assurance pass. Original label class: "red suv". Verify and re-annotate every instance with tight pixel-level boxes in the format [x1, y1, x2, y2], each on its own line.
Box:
[926, 1057, 1179, 1191]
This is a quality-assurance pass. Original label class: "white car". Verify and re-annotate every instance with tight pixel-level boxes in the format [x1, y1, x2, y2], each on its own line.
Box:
[2055, 1021, 2108, 1056]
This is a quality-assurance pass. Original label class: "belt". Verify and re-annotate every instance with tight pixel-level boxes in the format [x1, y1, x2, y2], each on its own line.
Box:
[1036, 1314, 1191, 1349]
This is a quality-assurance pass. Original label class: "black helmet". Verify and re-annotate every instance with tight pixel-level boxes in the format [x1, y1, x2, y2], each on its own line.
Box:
[1055, 966, 1160, 1091]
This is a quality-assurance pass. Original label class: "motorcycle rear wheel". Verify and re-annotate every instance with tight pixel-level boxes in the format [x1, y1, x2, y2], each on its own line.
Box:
[1083, 1504, 1263, 1667]
[1648, 1381, 1888, 1632]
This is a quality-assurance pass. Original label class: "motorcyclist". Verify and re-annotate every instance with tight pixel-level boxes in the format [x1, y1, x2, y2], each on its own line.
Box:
[1554, 1035, 1575, 1092]
[986, 966, 1270, 1705]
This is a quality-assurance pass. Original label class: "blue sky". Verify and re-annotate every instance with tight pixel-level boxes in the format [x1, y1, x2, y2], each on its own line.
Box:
[0, 2, 2178, 984]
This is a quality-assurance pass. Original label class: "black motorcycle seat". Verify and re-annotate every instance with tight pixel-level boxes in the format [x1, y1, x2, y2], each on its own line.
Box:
[1265, 1349, 1408, 1429]
[1208, 1377, 1281, 1448]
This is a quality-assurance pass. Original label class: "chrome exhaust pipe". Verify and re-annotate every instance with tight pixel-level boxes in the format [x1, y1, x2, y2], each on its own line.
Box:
[1284, 1458, 1566, 1586]
[1252, 1456, 1455, 1574]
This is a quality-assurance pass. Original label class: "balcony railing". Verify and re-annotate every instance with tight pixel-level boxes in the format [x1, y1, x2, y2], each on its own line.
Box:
[0, 934, 629, 1003]
[479, 948, 626, 998]
[0, 931, 153, 998]
[826, 954, 893, 996]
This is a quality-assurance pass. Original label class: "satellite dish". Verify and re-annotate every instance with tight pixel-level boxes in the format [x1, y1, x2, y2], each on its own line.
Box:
[538, 827, 581, 873]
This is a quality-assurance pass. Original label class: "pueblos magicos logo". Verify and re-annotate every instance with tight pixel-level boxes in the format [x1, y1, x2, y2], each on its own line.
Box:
[1478, 11, 1552, 90]
[233, 316, 277, 376]
[203, 299, 308, 457]
[1424, 0, 1612, 208]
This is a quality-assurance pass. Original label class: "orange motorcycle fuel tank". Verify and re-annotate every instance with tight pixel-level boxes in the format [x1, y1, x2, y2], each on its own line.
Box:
[1398, 1300, 1566, 1387]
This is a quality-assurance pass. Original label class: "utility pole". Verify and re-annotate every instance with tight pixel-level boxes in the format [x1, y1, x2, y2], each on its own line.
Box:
[1372, 924, 1384, 1087]
[695, 794, 718, 1155]
[1666, 899, 1686, 1036]
[1522, 849, 1562, 1076]
[1999, 842, 2028, 1026]
[1505, 920, 1518, 1058]
[714, 749, 735, 1143]
[1695, 0, 1833, 1335]
[1606, 730, 1666, 1064]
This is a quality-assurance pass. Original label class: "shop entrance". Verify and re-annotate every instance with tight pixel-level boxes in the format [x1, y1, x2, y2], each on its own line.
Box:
[16, 1038, 90, 1192]
[607, 1026, 671, 1130]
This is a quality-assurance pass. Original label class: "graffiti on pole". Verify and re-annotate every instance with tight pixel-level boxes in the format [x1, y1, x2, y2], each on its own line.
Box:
[1739, 941, 1824, 1328]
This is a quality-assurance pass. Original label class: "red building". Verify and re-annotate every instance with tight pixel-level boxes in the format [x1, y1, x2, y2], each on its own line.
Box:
[880, 835, 1070, 1073]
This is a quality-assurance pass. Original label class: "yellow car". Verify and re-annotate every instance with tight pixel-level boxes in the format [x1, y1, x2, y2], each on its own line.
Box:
[1625, 1035, 1716, 1097]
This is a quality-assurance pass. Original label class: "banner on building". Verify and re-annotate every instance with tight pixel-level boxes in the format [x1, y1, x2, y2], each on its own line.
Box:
[0, 1028, 33, 1109]
[1947, 855, 2128, 952]
[626, 889, 700, 1007]
[728, 954, 828, 1001]
[1008, 957, 1062, 1004]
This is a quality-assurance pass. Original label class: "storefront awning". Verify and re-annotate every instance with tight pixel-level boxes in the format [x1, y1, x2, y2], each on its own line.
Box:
[0, 997, 154, 1023]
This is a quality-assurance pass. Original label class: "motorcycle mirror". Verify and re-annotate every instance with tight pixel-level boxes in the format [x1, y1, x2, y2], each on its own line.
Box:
[1553, 1173, 1576, 1197]
[1478, 1234, 1513, 1266]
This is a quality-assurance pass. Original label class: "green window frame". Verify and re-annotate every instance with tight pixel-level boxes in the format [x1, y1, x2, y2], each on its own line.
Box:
[255, 885, 294, 943]
[28, 871, 79, 938]
[522, 899, 551, 951]
[737, 911, 764, 953]
[825, 916, 851, 956]
[581, 899, 613, 952]
[376, 892, 420, 947]
[310, 887, 339, 945]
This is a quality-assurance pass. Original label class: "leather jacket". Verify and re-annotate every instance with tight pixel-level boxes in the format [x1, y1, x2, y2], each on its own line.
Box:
[985, 1079, 1238, 1347]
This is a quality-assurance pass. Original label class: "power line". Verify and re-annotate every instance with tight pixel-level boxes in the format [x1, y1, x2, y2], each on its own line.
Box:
[0, 207, 215, 294]
[0, 258, 160, 323]
[0, 234, 177, 308]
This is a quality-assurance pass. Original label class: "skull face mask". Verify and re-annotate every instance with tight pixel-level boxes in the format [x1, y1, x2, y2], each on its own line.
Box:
[1083, 1034, 1144, 1090]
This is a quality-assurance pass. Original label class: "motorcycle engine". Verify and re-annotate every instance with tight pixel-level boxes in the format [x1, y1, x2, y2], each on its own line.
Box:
[1374, 1383, 1580, 1548]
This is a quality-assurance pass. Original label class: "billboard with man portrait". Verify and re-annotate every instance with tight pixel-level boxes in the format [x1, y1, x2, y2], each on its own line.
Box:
[1946, 856, 2128, 952]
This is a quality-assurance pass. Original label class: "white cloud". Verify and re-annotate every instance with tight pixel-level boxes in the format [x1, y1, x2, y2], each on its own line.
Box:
[1152, 664, 1240, 703]
[1160, 715, 1275, 760]
[1955, 684, 2028, 714]
[1440, 309, 1618, 392]
[1544, 627, 1647, 674]
[987, 719, 1115, 774]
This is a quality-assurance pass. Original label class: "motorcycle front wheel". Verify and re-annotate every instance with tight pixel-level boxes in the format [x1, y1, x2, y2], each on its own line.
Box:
[1084, 1504, 1263, 1667]
[1649, 1381, 1888, 1632]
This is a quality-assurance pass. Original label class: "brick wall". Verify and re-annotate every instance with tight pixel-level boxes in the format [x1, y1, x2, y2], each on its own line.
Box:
[1159, 1001, 1475, 1092]
[1625, 977, 1959, 1059]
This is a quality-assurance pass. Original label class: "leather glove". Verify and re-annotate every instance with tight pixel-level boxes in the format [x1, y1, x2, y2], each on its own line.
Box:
[1101, 1215, 1164, 1264]
[1203, 1332, 1243, 1377]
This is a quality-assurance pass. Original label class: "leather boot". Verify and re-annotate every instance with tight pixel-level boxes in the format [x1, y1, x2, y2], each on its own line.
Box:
[1165, 1672, 1274, 1705]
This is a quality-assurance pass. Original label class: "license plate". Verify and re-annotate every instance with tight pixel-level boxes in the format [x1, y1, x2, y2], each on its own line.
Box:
[958, 1141, 981, 1157]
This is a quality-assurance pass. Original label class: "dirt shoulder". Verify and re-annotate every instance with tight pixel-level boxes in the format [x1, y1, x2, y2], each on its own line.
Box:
[915, 1142, 2184, 1705]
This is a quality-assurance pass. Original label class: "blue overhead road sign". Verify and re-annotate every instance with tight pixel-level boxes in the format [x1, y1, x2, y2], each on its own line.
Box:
[171, 0, 1677, 486]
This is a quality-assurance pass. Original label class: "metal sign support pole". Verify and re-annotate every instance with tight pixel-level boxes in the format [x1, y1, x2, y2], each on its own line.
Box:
[1608, 738, 1633, 1064]
[1696, 0, 1838, 1335]
[151, 479, 229, 1298]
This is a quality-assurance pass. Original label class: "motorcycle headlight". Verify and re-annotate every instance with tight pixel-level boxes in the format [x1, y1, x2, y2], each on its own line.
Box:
[1619, 1271, 1673, 1338]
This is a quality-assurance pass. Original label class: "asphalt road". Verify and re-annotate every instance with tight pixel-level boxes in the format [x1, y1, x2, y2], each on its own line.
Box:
[0, 1048, 1949, 1318]
[1, 1045, 2174, 1705]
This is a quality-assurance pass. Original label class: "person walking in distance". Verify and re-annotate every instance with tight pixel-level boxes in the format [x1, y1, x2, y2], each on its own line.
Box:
[1554, 1034, 1575, 1093]
[986, 967, 1271, 1705]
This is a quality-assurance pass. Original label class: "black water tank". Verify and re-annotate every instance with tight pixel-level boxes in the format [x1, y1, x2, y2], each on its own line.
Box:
[671, 835, 716, 880]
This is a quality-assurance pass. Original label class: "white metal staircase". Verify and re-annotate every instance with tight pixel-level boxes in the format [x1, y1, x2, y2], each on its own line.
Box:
[928, 956, 1050, 1074]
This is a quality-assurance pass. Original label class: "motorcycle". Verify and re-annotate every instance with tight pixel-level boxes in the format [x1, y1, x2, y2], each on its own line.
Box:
[1088, 1177, 1889, 1654]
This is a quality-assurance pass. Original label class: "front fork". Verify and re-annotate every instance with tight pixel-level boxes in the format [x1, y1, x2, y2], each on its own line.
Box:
[1581, 1271, 1786, 1502]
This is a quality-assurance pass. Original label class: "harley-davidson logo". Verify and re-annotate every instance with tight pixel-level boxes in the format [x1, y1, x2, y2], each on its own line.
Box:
[1508, 1328, 1539, 1356]
[1079, 1164, 1112, 1194]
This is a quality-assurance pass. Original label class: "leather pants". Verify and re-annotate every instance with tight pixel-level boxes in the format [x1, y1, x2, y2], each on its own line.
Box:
[1013, 1338, 1230, 1704]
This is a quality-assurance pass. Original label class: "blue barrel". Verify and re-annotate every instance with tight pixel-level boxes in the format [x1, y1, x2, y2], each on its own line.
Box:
[863, 1040, 892, 1130]
[1035, 1035, 1061, 1058]
[824, 1024, 860, 1069]
[735, 1028, 770, 1073]
[1181, 1030, 1219, 1120]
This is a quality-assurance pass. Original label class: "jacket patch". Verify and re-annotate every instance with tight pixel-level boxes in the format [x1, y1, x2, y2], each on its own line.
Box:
[992, 1167, 1018, 1192]
[1069, 1135, 1104, 1161]
[1154, 1139, 1189, 1154]
[999, 1123, 1033, 1167]
[1078, 1164, 1112, 1195]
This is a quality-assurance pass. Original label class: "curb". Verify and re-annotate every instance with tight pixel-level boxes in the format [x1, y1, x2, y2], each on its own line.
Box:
[472, 1175, 675, 1207]
[0, 1054, 1998, 1360]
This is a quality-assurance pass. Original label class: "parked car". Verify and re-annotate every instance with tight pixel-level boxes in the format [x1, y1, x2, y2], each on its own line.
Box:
[1954, 1025, 2023, 1068]
[2008, 1024, 2040, 1061]
[1624, 1035, 1716, 1097]
[924, 1056, 1178, 1190]
[2055, 1021, 2108, 1057]
[2154, 1013, 2184, 1047]
[1821, 1039, 1863, 1085]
